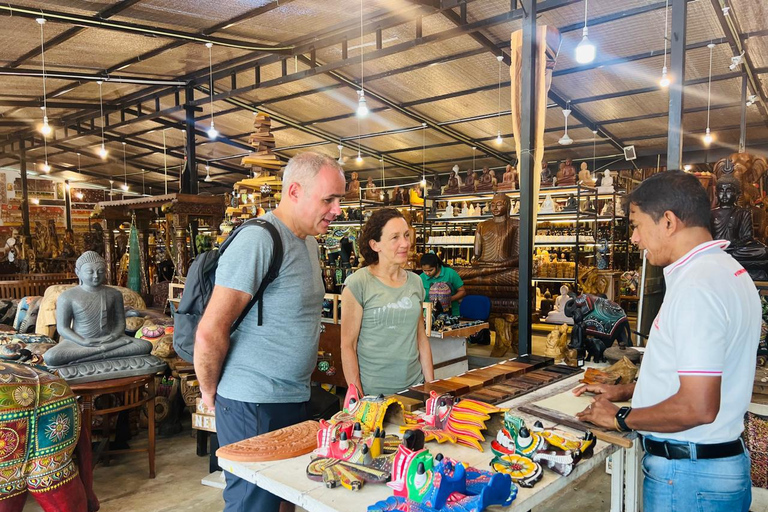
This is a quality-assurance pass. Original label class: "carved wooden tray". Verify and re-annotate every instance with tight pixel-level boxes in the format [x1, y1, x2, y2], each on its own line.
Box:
[216, 420, 322, 462]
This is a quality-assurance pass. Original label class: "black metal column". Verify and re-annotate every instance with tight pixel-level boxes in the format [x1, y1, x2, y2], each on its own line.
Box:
[19, 141, 31, 240]
[739, 74, 747, 153]
[64, 180, 72, 230]
[666, 0, 687, 170]
[182, 84, 199, 194]
[517, 0, 537, 356]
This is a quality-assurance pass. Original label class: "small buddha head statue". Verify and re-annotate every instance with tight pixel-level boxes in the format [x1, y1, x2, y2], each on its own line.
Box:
[716, 175, 741, 208]
[489, 193, 511, 218]
[76, 251, 107, 288]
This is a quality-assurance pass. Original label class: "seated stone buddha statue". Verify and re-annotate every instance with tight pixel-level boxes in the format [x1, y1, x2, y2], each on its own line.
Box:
[44, 251, 153, 367]
[710, 176, 768, 280]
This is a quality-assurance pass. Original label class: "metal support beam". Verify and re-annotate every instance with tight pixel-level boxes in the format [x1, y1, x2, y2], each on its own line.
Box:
[666, 0, 687, 170]
[64, 180, 72, 230]
[183, 85, 198, 194]
[518, 0, 536, 356]
[710, 0, 768, 128]
[740, 74, 748, 153]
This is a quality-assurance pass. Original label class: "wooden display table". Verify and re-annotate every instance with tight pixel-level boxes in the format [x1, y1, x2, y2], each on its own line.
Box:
[218, 374, 641, 512]
[70, 374, 158, 478]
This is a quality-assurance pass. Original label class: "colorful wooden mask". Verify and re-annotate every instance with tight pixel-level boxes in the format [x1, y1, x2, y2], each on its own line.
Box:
[401, 391, 505, 451]
[368, 439, 516, 512]
[490, 413, 595, 478]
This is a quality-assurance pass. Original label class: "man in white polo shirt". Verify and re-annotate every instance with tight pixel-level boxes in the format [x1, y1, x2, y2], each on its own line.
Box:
[574, 170, 760, 512]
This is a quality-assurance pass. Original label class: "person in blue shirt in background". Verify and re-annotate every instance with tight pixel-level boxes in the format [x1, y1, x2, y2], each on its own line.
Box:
[419, 253, 467, 317]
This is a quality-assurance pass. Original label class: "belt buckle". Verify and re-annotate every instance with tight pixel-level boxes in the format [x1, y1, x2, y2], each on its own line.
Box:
[662, 441, 672, 460]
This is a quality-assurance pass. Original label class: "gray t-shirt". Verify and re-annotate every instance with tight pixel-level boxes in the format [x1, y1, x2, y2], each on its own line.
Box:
[215, 212, 324, 403]
[345, 267, 425, 396]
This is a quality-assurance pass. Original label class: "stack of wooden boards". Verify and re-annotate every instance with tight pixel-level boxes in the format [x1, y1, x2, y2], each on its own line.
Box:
[401, 355, 582, 405]
[241, 112, 281, 172]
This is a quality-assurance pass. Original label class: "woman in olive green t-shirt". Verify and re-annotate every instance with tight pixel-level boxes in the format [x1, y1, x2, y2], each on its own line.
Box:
[340, 209, 434, 396]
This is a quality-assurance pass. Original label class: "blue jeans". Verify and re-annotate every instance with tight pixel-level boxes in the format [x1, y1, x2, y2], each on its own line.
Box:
[216, 394, 309, 512]
[642, 436, 752, 512]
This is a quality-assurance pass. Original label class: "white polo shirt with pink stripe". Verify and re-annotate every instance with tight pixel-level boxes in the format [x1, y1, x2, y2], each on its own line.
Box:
[632, 239, 761, 444]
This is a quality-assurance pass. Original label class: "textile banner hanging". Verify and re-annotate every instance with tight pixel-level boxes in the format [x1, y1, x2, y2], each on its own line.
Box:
[509, 26, 561, 230]
[127, 218, 142, 294]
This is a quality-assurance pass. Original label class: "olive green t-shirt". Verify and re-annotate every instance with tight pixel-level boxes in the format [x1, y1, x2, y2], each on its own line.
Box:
[344, 267, 425, 396]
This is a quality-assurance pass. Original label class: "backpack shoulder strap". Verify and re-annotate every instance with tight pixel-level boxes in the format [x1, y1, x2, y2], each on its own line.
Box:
[227, 219, 284, 331]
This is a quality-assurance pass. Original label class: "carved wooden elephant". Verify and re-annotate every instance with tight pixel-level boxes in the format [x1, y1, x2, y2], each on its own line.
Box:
[564, 293, 631, 364]
[0, 362, 98, 512]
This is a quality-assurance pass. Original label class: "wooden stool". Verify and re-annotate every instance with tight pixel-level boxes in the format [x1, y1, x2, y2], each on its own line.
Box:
[70, 374, 157, 478]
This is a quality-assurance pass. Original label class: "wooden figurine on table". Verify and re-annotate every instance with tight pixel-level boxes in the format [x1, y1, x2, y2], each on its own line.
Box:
[476, 167, 495, 192]
[346, 171, 361, 200]
[444, 165, 462, 194]
[498, 164, 518, 191]
[578, 162, 595, 186]
[461, 170, 477, 193]
[557, 158, 577, 186]
[365, 177, 378, 201]
[544, 323, 569, 362]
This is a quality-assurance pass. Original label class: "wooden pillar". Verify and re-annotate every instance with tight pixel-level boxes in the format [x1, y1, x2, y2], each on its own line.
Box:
[174, 227, 189, 277]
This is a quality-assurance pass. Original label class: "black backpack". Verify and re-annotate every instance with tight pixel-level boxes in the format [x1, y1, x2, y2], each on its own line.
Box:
[173, 218, 283, 362]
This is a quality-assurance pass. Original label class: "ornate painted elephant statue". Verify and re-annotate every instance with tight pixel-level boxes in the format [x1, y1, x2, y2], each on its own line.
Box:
[564, 293, 631, 364]
[0, 362, 98, 512]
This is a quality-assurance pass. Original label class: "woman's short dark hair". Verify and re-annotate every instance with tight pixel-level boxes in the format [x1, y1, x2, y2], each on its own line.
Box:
[624, 170, 710, 229]
[420, 252, 443, 268]
[359, 208, 406, 266]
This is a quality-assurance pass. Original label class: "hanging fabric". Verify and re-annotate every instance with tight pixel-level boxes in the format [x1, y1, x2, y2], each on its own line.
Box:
[127, 215, 142, 294]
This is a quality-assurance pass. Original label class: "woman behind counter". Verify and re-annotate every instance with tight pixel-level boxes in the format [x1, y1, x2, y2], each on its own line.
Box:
[419, 252, 466, 316]
[340, 208, 434, 396]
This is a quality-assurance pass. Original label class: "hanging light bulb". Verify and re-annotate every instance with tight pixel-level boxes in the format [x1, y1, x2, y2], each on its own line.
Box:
[207, 122, 218, 139]
[204, 162, 212, 182]
[659, 66, 670, 88]
[495, 131, 503, 145]
[356, 90, 369, 118]
[121, 183, 129, 191]
[421, 177, 427, 187]
[41, 115, 52, 136]
[98, 143, 108, 159]
[356, 151, 363, 164]
[703, 127, 714, 145]
[337, 144, 345, 165]
[574, 0, 596, 64]
[559, 108, 574, 145]
[41, 161, 51, 173]
[703, 43, 715, 147]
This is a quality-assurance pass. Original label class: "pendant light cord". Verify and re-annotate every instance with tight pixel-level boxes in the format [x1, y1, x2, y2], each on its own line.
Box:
[98, 81, 105, 147]
[122, 143, 127, 188]
[38, 19, 47, 115]
[662, 0, 669, 69]
[360, 0, 364, 93]
[497, 57, 502, 133]
[706, 43, 713, 130]
[583, 0, 588, 29]
[208, 43, 215, 126]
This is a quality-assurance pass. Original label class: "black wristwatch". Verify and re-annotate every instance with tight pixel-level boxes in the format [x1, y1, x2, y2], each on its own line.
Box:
[615, 406, 633, 432]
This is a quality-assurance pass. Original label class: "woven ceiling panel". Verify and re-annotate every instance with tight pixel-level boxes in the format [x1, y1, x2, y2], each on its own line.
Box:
[731, 0, 768, 33]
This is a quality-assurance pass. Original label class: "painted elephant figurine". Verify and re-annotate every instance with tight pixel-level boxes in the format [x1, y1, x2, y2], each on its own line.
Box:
[0, 362, 98, 512]
[564, 293, 631, 364]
